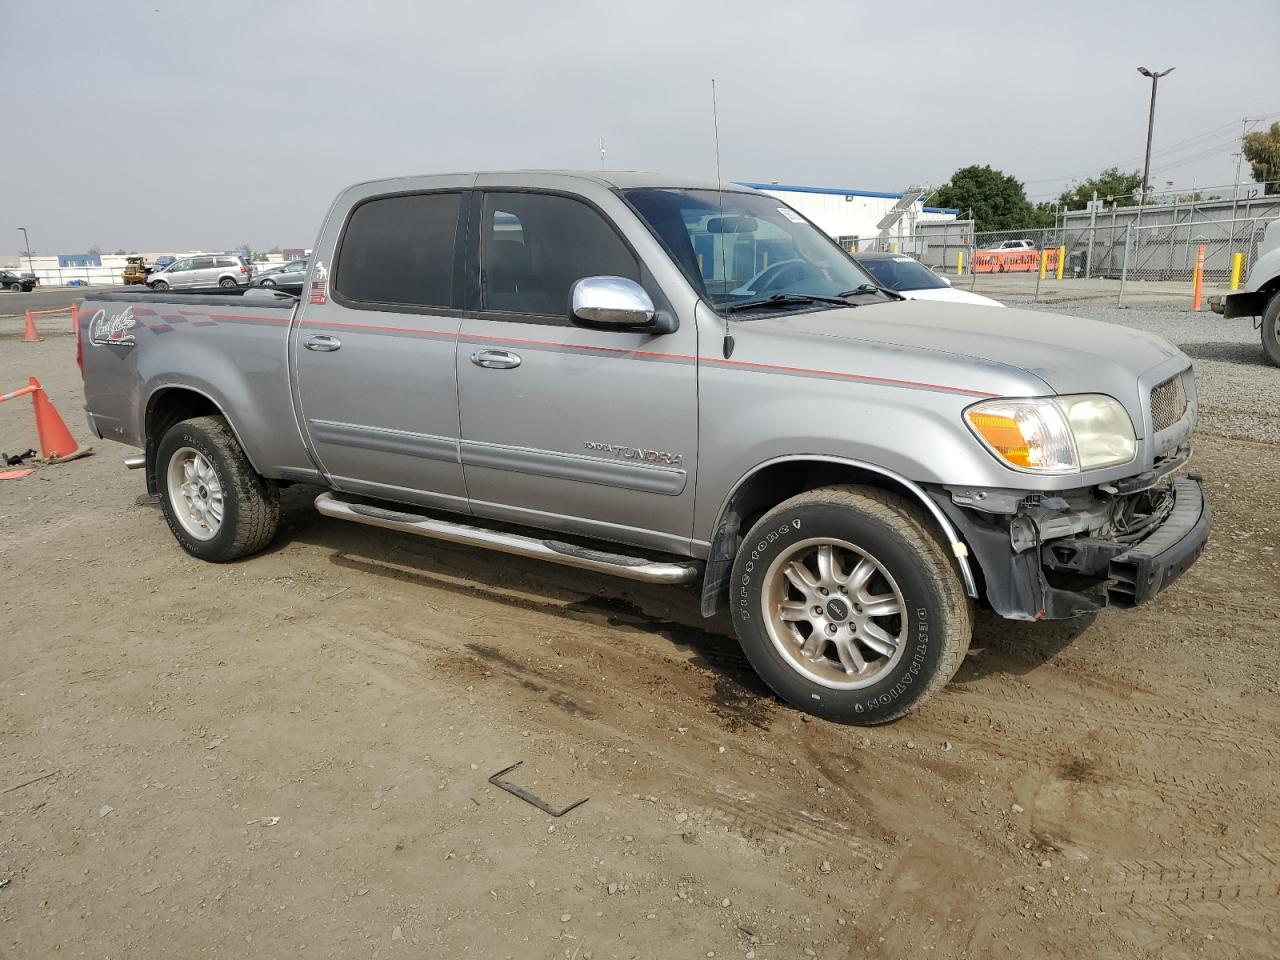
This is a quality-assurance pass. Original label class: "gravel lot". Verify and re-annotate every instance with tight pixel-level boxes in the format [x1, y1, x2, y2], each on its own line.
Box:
[2, 300, 1277, 959]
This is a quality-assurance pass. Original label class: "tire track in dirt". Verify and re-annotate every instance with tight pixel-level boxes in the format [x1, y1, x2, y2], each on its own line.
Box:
[1086, 848, 1280, 922]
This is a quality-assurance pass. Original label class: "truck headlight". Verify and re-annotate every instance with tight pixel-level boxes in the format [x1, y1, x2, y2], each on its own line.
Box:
[964, 395, 1135, 473]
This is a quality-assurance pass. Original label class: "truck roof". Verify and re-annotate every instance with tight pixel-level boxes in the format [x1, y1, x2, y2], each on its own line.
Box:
[346, 170, 744, 193]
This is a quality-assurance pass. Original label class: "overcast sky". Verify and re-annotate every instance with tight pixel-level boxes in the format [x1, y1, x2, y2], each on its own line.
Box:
[4, 0, 1278, 253]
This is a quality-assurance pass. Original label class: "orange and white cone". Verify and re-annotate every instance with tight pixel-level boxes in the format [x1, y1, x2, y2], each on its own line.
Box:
[23, 310, 41, 343]
[0, 377, 92, 463]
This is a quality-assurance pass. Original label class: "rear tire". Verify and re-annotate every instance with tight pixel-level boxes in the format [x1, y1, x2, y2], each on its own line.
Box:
[156, 416, 280, 562]
[1262, 292, 1280, 368]
[730, 485, 971, 724]
[219, 277, 237, 288]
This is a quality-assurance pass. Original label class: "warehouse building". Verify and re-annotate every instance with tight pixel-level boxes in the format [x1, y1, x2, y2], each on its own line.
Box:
[740, 181, 959, 251]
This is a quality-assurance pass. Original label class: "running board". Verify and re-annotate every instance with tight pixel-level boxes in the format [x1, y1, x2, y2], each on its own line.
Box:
[313, 491, 700, 585]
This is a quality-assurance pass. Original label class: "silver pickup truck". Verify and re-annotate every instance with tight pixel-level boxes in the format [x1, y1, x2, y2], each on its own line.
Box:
[78, 171, 1209, 724]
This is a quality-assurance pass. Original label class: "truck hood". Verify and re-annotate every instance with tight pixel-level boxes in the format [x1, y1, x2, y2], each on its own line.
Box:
[752, 299, 1185, 397]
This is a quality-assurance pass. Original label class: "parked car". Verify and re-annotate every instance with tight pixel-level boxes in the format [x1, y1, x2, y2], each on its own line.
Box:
[121, 256, 150, 285]
[1, 269, 36, 292]
[77, 172, 1208, 725]
[852, 251, 1004, 307]
[147, 254, 251, 289]
[982, 238, 1037, 252]
[1209, 218, 1280, 366]
[250, 258, 309, 288]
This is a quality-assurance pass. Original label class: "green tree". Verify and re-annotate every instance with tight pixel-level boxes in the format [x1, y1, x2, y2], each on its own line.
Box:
[930, 165, 1038, 232]
[1243, 122, 1280, 195]
[1056, 167, 1143, 209]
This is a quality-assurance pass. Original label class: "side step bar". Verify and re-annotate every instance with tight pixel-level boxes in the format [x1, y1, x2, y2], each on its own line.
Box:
[313, 491, 701, 585]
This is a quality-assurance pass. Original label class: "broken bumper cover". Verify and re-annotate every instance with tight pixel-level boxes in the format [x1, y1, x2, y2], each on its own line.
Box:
[1104, 476, 1209, 608]
[933, 476, 1210, 621]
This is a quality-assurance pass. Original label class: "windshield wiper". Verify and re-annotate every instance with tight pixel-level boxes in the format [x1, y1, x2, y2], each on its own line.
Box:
[838, 284, 905, 301]
[724, 293, 853, 314]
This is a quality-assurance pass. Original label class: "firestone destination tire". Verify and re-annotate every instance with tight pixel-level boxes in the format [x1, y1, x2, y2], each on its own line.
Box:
[156, 416, 280, 563]
[730, 485, 972, 724]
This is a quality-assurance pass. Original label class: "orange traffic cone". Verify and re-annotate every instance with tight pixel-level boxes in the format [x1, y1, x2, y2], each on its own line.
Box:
[0, 377, 92, 464]
[28, 378, 90, 461]
[23, 310, 41, 343]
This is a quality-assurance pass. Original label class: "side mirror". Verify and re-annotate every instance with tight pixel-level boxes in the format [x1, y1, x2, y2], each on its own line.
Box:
[570, 276, 661, 330]
[939, 275, 952, 286]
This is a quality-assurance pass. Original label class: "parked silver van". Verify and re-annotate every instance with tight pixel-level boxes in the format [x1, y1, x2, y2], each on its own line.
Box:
[147, 255, 251, 289]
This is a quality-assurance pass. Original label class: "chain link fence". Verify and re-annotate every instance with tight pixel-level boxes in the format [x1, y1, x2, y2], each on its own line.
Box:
[872, 215, 1278, 307]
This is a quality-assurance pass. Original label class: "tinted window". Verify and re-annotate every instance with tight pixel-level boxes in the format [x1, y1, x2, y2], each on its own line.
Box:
[335, 192, 461, 308]
[192, 256, 216, 270]
[480, 192, 638, 318]
[217, 257, 238, 268]
[855, 256, 947, 291]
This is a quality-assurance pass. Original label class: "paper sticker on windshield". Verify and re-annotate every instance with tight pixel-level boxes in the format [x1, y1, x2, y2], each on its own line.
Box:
[777, 207, 806, 224]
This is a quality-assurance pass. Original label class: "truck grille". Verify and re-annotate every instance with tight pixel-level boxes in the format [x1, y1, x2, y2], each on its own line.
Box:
[1150, 375, 1188, 432]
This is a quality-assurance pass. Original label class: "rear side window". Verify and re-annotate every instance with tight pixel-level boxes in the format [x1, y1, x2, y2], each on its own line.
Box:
[335, 192, 462, 309]
[480, 192, 638, 319]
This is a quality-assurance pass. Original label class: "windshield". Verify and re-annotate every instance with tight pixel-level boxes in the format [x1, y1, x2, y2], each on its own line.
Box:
[856, 255, 948, 291]
[623, 188, 879, 313]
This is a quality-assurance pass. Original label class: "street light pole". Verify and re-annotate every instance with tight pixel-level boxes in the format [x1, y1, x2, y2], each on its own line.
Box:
[1137, 66, 1174, 203]
[18, 226, 34, 276]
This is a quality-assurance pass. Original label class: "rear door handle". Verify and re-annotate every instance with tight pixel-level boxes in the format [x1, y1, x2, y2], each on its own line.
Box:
[304, 334, 341, 352]
[470, 349, 522, 370]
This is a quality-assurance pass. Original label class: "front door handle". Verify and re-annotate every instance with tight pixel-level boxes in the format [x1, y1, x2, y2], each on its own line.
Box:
[304, 334, 342, 352]
[470, 349, 522, 370]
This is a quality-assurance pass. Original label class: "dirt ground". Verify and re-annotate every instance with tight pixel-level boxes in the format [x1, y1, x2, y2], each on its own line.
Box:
[2, 322, 1278, 960]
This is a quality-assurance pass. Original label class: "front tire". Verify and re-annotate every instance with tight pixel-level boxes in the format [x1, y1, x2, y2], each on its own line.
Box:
[260, 278, 276, 288]
[156, 416, 280, 562]
[1262, 292, 1280, 368]
[151, 279, 169, 290]
[730, 485, 972, 724]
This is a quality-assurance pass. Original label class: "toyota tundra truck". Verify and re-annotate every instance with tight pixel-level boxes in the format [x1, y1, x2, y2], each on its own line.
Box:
[77, 171, 1210, 724]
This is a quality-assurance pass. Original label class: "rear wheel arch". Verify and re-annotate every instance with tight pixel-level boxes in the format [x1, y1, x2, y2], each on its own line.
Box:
[143, 386, 260, 492]
[701, 456, 977, 616]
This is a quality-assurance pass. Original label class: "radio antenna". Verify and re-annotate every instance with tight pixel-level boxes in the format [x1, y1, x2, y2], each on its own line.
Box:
[599, 137, 606, 170]
[711, 79, 735, 358]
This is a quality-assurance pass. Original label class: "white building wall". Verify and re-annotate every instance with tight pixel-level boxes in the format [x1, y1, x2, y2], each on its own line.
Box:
[749, 186, 956, 250]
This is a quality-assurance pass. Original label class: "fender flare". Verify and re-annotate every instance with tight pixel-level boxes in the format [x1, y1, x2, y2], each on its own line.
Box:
[702, 455, 978, 614]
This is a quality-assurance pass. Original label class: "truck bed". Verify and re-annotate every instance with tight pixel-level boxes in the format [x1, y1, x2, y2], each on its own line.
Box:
[78, 285, 314, 482]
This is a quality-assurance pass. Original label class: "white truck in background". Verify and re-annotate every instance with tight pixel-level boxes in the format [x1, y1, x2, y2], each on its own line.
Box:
[1210, 218, 1280, 366]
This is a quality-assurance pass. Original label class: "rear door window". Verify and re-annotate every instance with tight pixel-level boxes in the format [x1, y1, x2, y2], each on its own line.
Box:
[479, 191, 638, 321]
[335, 192, 462, 309]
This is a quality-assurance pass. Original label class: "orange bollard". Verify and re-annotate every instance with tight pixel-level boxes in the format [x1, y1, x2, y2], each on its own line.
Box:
[22, 309, 41, 343]
[70, 303, 79, 334]
[1193, 244, 1205, 312]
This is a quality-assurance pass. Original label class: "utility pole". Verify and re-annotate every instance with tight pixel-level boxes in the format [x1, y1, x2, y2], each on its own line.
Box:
[17, 227, 33, 276]
[1137, 66, 1175, 202]
[1232, 117, 1260, 220]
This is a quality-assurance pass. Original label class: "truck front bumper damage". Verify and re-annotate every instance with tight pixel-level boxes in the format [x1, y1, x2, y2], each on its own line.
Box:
[931, 475, 1210, 621]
